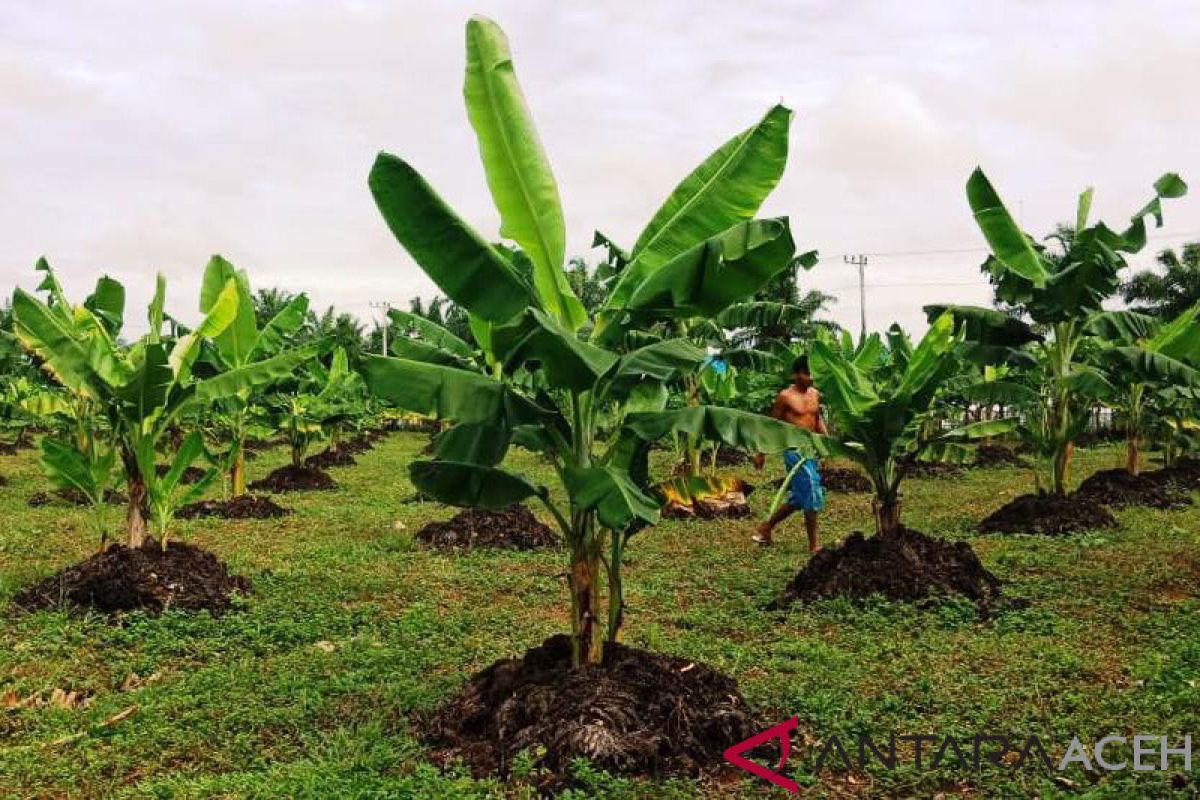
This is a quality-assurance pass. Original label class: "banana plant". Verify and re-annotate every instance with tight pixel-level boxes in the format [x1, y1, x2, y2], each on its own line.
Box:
[11, 259, 241, 547]
[811, 313, 1008, 536]
[194, 256, 320, 496]
[1087, 302, 1200, 475]
[38, 436, 118, 547]
[265, 347, 360, 467]
[363, 16, 823, 666]
[928, 168, 1188, 494]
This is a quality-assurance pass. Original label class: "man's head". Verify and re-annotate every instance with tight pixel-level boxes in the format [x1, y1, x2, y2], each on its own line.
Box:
[792, 354, 813, 390]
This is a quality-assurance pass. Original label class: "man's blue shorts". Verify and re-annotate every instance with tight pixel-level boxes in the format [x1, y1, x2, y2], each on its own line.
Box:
[783, 449, 825, 512]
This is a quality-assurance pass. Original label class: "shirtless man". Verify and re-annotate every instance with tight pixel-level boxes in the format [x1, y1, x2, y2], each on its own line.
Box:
[752, 355, 827, 550]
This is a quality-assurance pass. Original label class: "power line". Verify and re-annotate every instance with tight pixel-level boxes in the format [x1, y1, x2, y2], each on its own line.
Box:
[827, 229, 1200, 261]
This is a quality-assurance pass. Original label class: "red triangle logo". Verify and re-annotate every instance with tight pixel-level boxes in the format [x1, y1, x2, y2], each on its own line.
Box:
[723, 716, 799, 793]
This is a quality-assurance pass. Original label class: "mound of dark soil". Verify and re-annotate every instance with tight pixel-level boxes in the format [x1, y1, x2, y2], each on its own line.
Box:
[821, 467, 871, 493]
[769, 527, 1001, 609]
[1076, 468, 1192, 510]
[970, 444, 1030, 469]
[978, 492, 1118, 535]
[899, 459, 964, 479]
[0, 475, 7, 487]
[248, 465, 336, 493]
[28, 488, 127, 507]
[416, 505, 558, 550]
[425, 633, 764, 783]
[304, 448, 357, 469]
[1152, 459, 1200, 491]
[154, 464, 207, 484]
[0, 442, 29, 456]
[339, 436, 375, 455]
[177, 495, 290, 520]
[12, 538, 249, 615]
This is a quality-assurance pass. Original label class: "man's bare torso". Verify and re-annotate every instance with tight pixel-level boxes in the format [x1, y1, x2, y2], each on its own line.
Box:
[772, 385, 823, 434]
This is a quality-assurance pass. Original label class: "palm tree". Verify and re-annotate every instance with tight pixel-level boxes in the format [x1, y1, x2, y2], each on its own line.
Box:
[253, 287, 302, 330]
[307, 306, 367, 365]
[1122, 241, 1200, 318]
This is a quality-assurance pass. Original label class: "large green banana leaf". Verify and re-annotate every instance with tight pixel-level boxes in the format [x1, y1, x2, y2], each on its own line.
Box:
[170, 279, 239, 381]
[201, 256, 258, 368]
[624, 406, 828, 456]
[808, 340, 878, 418]
[432, 422, 511, 466]
[623, 218, 795, 319]
[1086, 310, 1160, 343]
[410, 459, 541, 509]
[463, 16, 584, 331]
[361, 356, 542, 427]
[391, 336, 474, 368]
[196, 343, 324, 402]
[1119, 173, 1188, 252]
[924, 304, 1040, 347]
[564, 465, 660, 532]
[368, 153, 531, 323]
[83, 276, 126, 337]
[117, 343, 173, 424]
[1106, 347, 1200, 387]
[606, 105, 791, 310]
[11, 289, 105, 397]
[895, 313, 956, 398]
[1150, 301, 1200, 364]
[966, 168, 1048, 287]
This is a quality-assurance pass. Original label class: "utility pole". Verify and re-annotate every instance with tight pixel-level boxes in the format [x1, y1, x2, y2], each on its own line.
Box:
[844, 254, 868, 340]
[369, 301, 393, 356]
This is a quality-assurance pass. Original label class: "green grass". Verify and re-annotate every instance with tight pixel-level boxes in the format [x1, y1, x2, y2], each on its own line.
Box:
[2, 435, 1198, 798]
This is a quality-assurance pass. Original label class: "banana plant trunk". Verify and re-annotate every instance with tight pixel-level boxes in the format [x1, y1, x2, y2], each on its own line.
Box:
[569, 549, 603, 666]
[122, 448, 148, 548]
[1126, 437, 1141, 477]
[872, 495, 902, 538]
[231, 447, 247, 497]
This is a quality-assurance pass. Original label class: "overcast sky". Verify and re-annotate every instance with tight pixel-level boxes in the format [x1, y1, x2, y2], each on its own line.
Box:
[3, 0, 1199, 336]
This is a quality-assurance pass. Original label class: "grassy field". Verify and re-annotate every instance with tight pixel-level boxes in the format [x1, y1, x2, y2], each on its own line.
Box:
[2, 433, 1199, 798]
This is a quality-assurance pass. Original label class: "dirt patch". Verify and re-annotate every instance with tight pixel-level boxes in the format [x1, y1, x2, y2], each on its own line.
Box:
[899, 458, 964, 479]
[821, 467, 871, 493]
[154, 464, 207, 484]
[28, 488, 127, 507]
[304, 448, 357, 469]
[1076, 468, 1192, 510]
[969, 444, 1030, 469]
[11, 538, 249, 615]
[424, 633, 764, 784]
[0, 475, 7, 487]
[416, 505, 558, 550]
[978, 492, 1118, 535]
[177, 495, 290, 520]
[769, 527, 1001, 609]
[248, 465, 337, 493]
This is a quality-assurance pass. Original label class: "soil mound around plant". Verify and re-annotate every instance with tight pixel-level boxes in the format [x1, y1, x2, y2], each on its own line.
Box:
[28, 488, 127, 507]
[978, 492, 1118, 535]
[1075, 468, 1192, 510]
[154, 464, 207, 484]
[821, 467, 871, 493]
[899, 459, 964, 479]
[304, 448, 357, 469]
[177, 495, 290, 520]
[0, 441, 32, 456]
[769, 527, 1001, 609]
[12, 538, 249, 615]
[424, 633, 765, 783]
[416, 505, 558, 550]
[248, 465, 337, 493]
[969, 444, 1030, 470]
[339, 436, 375, 455]
[1152, 459, 1200, 491]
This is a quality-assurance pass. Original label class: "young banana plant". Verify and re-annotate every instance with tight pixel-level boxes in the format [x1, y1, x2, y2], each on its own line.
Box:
[363, 16, 824, 666]
[194, 256, 321, 496]
[929, 168, 1188, 494]
[11, 260, 244, 547]
[1087, 302, 1200, 475]
[810, 313, 1007, 536]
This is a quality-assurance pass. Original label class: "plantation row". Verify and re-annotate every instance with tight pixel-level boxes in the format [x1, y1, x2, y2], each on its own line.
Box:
[3, 14, 1199, 792]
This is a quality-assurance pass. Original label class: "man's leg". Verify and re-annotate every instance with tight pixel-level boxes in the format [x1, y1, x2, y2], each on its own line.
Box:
[804, 511, 820, 553]
[754, 503, 796, 544]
